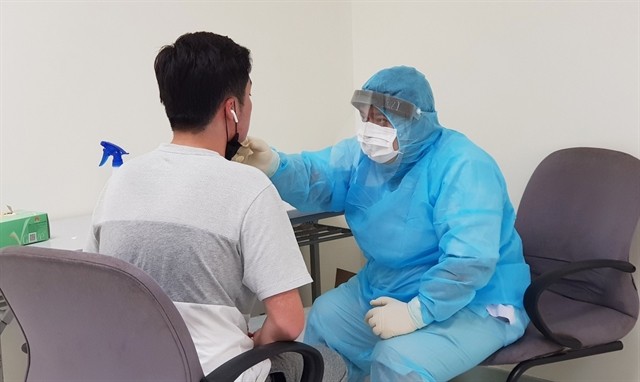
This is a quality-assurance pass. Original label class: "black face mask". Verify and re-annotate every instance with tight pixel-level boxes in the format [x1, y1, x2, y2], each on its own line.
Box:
[225, 132, 242, 160]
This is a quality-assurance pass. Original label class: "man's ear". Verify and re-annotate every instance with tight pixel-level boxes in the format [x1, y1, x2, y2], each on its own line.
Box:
[225, 98, 239, 123]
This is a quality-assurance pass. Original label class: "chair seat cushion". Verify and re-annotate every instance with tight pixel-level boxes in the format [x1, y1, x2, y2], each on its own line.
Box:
[483, 290, 638, 365]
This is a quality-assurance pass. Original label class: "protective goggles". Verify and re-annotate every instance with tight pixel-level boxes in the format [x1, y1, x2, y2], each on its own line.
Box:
[351, 89, 422, 120]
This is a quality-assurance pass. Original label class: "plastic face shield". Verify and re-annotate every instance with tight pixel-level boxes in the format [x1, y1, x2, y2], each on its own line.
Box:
[351, 90, 422, 121]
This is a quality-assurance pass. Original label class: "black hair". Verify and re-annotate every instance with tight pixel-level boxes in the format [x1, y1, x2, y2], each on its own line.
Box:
[154, 32, 252, 132]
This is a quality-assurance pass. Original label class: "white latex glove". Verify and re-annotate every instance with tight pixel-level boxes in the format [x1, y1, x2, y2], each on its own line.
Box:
[232, 136, 280, 177]
[365, 296, 425, 339]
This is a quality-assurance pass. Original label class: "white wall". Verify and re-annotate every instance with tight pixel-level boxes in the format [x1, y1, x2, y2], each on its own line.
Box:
[0, 0, 354, 219]
[351, 1, 639, 381]
[1, 1, 639, 381]
[351, 1, 639, 207]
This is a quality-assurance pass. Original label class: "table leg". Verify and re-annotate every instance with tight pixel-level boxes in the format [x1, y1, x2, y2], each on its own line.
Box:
[309, 243, 321, 301]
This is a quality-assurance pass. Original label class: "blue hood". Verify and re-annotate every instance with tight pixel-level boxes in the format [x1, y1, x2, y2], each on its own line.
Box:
[362, 66, 443, 170]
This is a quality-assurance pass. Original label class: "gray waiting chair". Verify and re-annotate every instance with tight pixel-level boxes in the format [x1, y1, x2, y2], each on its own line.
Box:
[0, 246, 324, 381]
[482, 147, 640, 381]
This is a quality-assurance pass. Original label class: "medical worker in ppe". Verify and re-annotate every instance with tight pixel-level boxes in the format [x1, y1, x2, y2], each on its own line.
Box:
[233, 66, 531, 382]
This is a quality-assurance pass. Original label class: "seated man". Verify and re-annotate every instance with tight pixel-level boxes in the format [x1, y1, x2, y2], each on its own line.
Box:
[85, 31, 345, 382]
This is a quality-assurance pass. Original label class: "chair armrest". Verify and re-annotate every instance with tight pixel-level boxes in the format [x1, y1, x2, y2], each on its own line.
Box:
[524, 259, 636, 349]
[202, 341, 324, 382]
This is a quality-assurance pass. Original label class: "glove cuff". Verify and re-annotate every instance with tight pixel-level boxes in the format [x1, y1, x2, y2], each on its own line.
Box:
[264, 149, 280, 178]
[407, 297, 426, 329]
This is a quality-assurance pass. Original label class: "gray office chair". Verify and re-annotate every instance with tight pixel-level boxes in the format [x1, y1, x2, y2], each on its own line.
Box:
[0, 246, 324, 382]
[482, 147, 640, 381]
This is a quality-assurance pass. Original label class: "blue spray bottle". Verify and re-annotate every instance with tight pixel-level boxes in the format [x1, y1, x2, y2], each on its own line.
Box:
[99, 141, 129, 167]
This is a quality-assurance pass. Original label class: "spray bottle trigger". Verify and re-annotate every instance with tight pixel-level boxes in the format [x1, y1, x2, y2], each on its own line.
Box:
[99, 141, 129, 167]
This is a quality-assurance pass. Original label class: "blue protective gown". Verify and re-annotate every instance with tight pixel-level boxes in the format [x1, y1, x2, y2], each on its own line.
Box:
[270, 66, 530, 381]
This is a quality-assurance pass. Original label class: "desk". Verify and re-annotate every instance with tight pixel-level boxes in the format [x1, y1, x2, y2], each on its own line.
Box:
[288, 211, 353, 300]
[31, 208, 353, 301]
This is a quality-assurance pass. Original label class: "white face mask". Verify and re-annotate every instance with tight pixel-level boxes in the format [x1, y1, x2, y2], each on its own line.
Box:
[356, 121, 399, 163]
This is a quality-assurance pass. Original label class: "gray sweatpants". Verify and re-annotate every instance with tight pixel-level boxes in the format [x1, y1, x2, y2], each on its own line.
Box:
[269, 344, 347, 382]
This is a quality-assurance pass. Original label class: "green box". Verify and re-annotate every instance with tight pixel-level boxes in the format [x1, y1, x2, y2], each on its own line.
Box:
[0, 211, 50, 248]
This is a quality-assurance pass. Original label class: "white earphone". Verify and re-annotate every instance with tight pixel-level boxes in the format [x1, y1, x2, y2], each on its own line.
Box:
[230, 109, 239, 123]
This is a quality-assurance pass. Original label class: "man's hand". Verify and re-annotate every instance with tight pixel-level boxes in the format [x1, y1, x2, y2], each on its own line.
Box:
[365, 296, 424, 339]
[232, 136, 280, 177]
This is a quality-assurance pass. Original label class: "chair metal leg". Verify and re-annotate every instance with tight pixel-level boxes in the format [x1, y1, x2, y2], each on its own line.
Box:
[506, 341, 624, 382]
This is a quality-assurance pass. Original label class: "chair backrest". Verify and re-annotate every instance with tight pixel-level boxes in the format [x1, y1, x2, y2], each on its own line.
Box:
[0, 246, 204, 382]
[515, 147, 640, 318]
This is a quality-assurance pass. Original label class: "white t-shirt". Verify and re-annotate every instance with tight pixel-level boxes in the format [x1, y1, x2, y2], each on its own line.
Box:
[86, 144, 312, 381]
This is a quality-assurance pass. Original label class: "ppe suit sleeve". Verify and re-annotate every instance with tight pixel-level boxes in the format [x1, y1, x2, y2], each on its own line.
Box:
[269, 138, 360, 213]
[416, 155, 507, 326]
